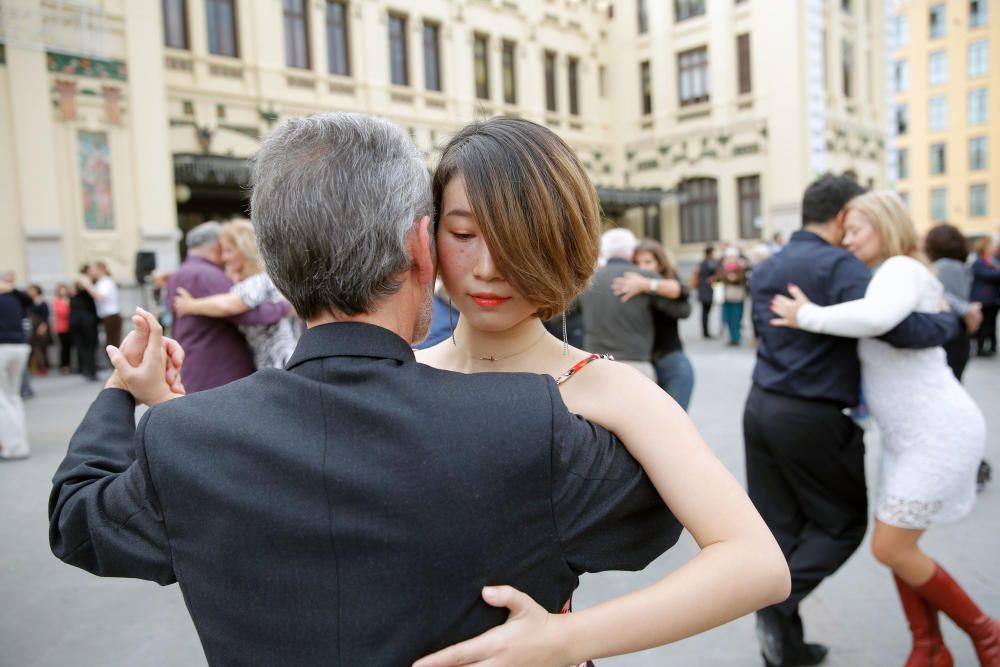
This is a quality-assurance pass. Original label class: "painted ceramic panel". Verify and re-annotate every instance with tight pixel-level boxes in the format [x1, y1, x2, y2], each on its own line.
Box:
[78, 131, 114, 230]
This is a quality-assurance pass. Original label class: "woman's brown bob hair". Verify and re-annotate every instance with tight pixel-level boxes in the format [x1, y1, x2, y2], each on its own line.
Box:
[432, 117, 601, 320]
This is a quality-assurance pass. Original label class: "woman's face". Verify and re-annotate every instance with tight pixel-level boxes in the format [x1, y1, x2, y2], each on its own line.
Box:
[56, 286, 69, 298]
[635, 251, 663, 275]
[843, 209, 883, 266]
[436, 174, 538, 333]
[220, 241, 243, 275]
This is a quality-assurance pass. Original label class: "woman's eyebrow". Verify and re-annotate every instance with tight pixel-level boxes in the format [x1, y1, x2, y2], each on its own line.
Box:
[444, 208, 474, 218]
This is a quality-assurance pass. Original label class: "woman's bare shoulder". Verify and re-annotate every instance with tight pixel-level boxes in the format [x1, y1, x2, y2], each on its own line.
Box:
[414, 340, 451, 368]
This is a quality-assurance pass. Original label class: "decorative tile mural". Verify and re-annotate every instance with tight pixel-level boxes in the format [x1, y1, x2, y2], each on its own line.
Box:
[78, 130, 115, 230]
[47, 51, 127, 81]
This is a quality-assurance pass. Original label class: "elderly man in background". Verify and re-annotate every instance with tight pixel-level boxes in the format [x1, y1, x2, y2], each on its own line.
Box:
[0, 272, 32, 460]
[580, 228, 685, 380]
[166, 222, 290, 392]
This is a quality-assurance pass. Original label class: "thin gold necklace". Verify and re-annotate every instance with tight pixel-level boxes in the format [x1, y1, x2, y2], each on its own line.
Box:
[455, 328, 549, 362]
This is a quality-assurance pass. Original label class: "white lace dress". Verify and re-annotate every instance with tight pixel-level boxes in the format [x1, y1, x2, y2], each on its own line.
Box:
[796, 255, 985, 529]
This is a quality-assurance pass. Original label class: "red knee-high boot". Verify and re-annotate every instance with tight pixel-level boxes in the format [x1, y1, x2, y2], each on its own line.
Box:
[895, 574, 953, 667]
[915, 564, 1000, 667]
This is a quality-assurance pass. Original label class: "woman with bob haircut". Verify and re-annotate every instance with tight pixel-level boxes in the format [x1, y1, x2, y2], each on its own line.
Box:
[924, 223, 981, 381]
[414, 116, 790, 666]
[771, 190, 998, 667]
[173, 219, 296, 370]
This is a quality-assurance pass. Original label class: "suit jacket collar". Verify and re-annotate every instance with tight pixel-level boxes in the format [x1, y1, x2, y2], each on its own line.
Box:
[285, 322, 415, 370]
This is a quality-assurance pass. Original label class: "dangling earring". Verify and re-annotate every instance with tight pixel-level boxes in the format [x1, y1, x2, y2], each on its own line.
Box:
[449, 297, 457, 346]
[562, 312, 569, 356]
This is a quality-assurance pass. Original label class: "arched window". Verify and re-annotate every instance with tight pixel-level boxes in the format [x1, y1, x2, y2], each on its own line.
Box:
[679, 178, 718, 243]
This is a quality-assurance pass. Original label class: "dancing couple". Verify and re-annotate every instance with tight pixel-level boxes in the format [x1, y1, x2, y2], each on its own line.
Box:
[49, 114, 789, 665]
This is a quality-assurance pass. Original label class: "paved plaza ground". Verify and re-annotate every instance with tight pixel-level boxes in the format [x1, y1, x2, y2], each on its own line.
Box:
[2, 315, 998, 666]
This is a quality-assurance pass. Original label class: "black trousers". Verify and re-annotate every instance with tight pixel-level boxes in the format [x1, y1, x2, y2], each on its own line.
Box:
[743, 385, 868, 617]
[58, 332, 73, 370]
[976, 305, 998, 355]
[71, 319, 98, 380]
[700, 300, 713, 337]
[943, 328, 971, 381]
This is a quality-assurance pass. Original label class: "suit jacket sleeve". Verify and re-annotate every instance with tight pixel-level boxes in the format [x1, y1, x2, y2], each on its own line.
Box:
[547, 381, 682, 574]
[48, 389, 176, 585]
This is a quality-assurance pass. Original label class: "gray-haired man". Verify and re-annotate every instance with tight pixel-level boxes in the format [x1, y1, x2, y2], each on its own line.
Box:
[165, 220, 290, 392]
[49, 113, 679, 664]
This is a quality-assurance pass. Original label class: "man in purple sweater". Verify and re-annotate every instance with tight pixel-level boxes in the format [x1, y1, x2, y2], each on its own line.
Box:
[167, 222, 289, 392]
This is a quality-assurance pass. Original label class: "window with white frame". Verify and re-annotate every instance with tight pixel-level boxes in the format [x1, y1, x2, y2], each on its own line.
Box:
[969, 136, 988, 170]
[928, 51, 947, 85]
[931, 188, 948, 220]
[969, 40, 988, 77]
[897, 148, 909, 179]
[894, 59, 909, 92]
[970, 184, 988, 216]
[970, 0, 988, 27]
[678, 46, 710, 106]
[968, 88, 988, 124]
[930, 143, 946, 175]
[896, 104, 909, 134]
[929, 4, 947, 37]
[929, 96, 947, 130]
[892, 14, 910, 48]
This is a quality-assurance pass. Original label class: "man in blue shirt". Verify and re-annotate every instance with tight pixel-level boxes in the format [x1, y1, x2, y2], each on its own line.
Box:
[744, 176, 958, 667]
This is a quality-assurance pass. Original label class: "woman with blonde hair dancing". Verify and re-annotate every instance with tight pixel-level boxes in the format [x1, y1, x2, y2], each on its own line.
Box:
[771, 190, 998, 667]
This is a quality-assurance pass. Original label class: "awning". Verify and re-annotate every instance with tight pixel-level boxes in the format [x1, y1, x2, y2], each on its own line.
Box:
[595, 186, 675, 217]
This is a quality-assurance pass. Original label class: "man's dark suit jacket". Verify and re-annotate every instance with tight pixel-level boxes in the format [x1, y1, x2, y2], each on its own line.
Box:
[49, 322, 680, 666]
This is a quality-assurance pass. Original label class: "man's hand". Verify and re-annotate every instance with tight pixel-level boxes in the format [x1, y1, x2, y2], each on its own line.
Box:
[105, 308, 185, 405]
[412, 586, 569, 667]
[965, 302, 983, 334]
[613, 272, 681, 302]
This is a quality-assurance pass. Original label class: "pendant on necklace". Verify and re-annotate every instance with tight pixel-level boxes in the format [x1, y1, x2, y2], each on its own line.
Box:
[479, 355, 497, 362]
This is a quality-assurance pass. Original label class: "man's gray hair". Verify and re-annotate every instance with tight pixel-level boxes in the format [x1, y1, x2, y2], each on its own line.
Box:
[600, 228, 638, 262]
[250, 112, 432, 318]
[186, 221, 221, 249]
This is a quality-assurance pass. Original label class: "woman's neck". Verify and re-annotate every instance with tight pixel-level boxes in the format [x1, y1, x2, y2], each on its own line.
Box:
[451, 316, 558, 372]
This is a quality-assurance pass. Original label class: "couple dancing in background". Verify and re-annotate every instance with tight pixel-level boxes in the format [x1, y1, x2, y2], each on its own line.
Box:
[49, 113, 789, 665]
[749, 176, 998, 667]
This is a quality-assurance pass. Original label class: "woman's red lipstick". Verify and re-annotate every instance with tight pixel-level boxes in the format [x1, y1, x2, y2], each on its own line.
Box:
[470, 293, 509, 308]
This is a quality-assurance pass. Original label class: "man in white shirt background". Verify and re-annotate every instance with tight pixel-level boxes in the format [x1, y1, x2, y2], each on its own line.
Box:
[90, 262, 122, 349]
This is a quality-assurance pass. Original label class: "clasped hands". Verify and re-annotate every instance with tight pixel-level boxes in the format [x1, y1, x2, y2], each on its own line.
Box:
[104, 308, 185, 406]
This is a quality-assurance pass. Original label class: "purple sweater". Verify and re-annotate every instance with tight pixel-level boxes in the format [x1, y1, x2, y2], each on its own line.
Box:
[167, 256, 289, 393]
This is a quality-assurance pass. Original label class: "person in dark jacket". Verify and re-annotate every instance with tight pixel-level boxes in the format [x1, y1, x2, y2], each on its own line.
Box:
[70, 265, 100, 381]
[925, 224, 981, 379]
[971, 236, 1000, 357]
[695, 245, 719, 338]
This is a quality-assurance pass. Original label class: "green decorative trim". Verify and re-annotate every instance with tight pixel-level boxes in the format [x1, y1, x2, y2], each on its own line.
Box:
[259, 109, 279, 125]
[170, 118, 197, 127]
[79, 88, 100, 96]
[658, 144, 670, 155]
[218, 124, 260, 139]
[216, 104, 226, 119]
[182, 100, 194, 115]
[593, 151, 603, 160]
[733, 143, 760, 156]
[717, 133, 731, 146]
[602, 164, 612, 174]
[626, 150, 636, 160]
[637, 159, 659, 171]
[0, 43, 6, 66]
[47, 50, 127, 81]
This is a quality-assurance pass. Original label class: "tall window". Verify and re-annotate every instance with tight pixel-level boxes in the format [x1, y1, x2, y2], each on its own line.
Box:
[283, 0, 308, 68]
[970, 184, 988, 216]
[841, 0, 852, 13]
[207, 0, 238, 57]
[895, 104, 909, 134]
[930, 143, 946, 175]
[567, 56, 580, 116]
[893, 59, 909, 92]
[892, 14, 910, 48]
[969, 40, 988, 77]
[502, 40, 516, 104]
[929, 96, 947, 130]
[737, 33, 752, 95]
[680, 178, 719, 243]
[598, 64, 607, 98]
[931, 188, 948, 220]
[474, 33, 489, 100]
[162, 0, 188, 49]
[969, 88, 988, 124]
[675, 0, 706, 22]
[326, 1, 350, 76]
[897, 148, 909, 179]
[638, 0, 649, 33]
[640, 60, 652, 115]
[738, 175, 761, 240]
[678, 46, 709, 106]
[544, 51, 557, 112]
[929, 4, 947, 37]
[423, 22, 441, 91]
[970, 136, 988, 170]
[970, 0, 988, 27]
[388, 14, 408, 86]
[841, 39, 854, 98]
[928, 51, 947, 85]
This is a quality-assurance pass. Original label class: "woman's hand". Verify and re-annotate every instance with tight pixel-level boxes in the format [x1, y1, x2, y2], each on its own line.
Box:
[769, 284, 812, 328]
[965, 302, 983, 334]
[105, 308, 185, 405]
[412, 586, 569, 667]
[173, 287, 199, 317]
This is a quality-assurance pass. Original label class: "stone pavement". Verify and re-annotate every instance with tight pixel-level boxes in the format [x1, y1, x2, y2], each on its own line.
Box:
[2, 317, 997, 666]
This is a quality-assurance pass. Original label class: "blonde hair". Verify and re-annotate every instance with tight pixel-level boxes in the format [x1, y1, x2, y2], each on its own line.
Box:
[974, 236, 994, 256]
[218, 219, 264, 281]
[844, 190, 921, 262]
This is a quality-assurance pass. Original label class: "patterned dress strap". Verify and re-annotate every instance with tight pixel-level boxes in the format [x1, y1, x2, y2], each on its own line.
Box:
[555, 353, 613, 386]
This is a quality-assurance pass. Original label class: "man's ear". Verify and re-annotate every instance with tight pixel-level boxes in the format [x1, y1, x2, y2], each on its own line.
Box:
[409, 215, 435, 287]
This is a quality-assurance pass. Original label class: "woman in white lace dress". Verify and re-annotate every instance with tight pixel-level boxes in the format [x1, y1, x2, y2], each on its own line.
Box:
[771, 191, 999, 667]
[174, 220, 296, 370]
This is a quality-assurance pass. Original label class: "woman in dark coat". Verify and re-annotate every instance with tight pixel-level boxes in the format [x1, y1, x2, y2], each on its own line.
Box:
[970, 236, 1000, 357]
[70, 265, 100, 381]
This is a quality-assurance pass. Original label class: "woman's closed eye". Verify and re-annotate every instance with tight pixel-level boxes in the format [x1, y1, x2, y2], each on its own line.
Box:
[450, 232, 475, 241]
